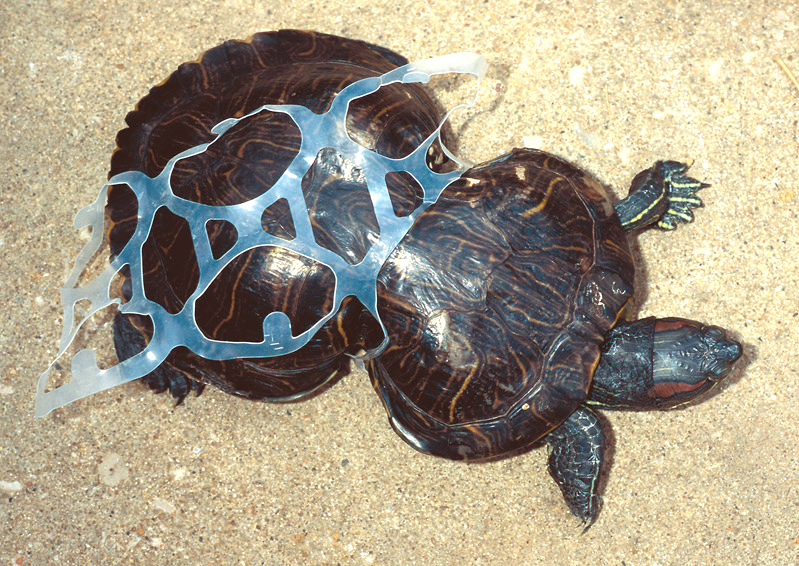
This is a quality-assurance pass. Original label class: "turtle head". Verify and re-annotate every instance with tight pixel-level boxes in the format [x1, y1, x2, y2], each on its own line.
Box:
[591, 317, 742, 410]
[650, 318, 742, 408]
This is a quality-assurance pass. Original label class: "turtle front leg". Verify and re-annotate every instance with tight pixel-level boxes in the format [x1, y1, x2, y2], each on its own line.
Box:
[590, 317, 742, 409]
[545, 406, 606, 527]
[614, 161, 706, 231]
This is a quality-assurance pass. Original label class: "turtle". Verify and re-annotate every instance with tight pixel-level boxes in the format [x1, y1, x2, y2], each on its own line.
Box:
[107, 30, 743, 525]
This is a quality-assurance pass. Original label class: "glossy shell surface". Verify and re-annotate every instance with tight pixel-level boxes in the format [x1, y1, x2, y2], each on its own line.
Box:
[109, 30, 635, 462]
[107, 30, 449, 400]
[370, 150, 634, 460]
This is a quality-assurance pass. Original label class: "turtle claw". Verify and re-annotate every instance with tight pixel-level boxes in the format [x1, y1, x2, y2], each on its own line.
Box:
[615, 160, 707, 232]
[113, 312, 204, 404]
[580, 514, 598, 534]
[655, 161, 706, 231]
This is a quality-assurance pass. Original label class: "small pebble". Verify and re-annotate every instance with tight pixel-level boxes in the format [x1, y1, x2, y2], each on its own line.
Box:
[153, 498, 176, 514]
[0, 480, 23, 493]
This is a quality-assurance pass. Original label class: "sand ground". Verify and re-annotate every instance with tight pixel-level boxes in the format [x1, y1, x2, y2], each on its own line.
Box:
[1, 1, 798, 564]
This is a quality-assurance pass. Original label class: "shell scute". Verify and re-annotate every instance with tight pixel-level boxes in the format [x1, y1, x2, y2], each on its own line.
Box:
[370, 148, 634, 459]
[107, 31, 448, 401]
[104, 33, 634, 462]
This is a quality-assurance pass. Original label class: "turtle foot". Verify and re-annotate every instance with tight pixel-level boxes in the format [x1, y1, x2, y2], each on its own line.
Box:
[113, 312, 205, 404]
[140, 364, 205, 404]
[615, 160, 707, 232]
[655, 161, 706, 231]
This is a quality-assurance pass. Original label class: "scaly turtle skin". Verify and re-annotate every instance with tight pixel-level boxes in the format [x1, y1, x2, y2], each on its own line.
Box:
[108, 30, 742, 525]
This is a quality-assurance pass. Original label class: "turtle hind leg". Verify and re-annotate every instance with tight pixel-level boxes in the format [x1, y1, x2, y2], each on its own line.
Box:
[113, 312, 204, 403]
[140, 363, 205, 405]
[545, 406, 606, 528]
[615, 160, 706, 232]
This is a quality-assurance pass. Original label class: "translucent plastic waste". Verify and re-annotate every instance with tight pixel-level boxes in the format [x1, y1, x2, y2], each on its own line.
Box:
[35, 52, 488, 417]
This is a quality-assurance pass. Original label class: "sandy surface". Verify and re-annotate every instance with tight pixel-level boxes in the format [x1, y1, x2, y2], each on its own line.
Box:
[2, 1, 798, 564]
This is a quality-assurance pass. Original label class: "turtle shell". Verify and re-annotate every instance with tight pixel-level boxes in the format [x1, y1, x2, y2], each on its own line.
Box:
[369, 149, 635, 460]
[108, 31, 636, 463]
[107, 30, 451, 400]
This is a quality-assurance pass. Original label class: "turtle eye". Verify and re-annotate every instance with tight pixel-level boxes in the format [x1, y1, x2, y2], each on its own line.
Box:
[702, 325, 725, 341]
